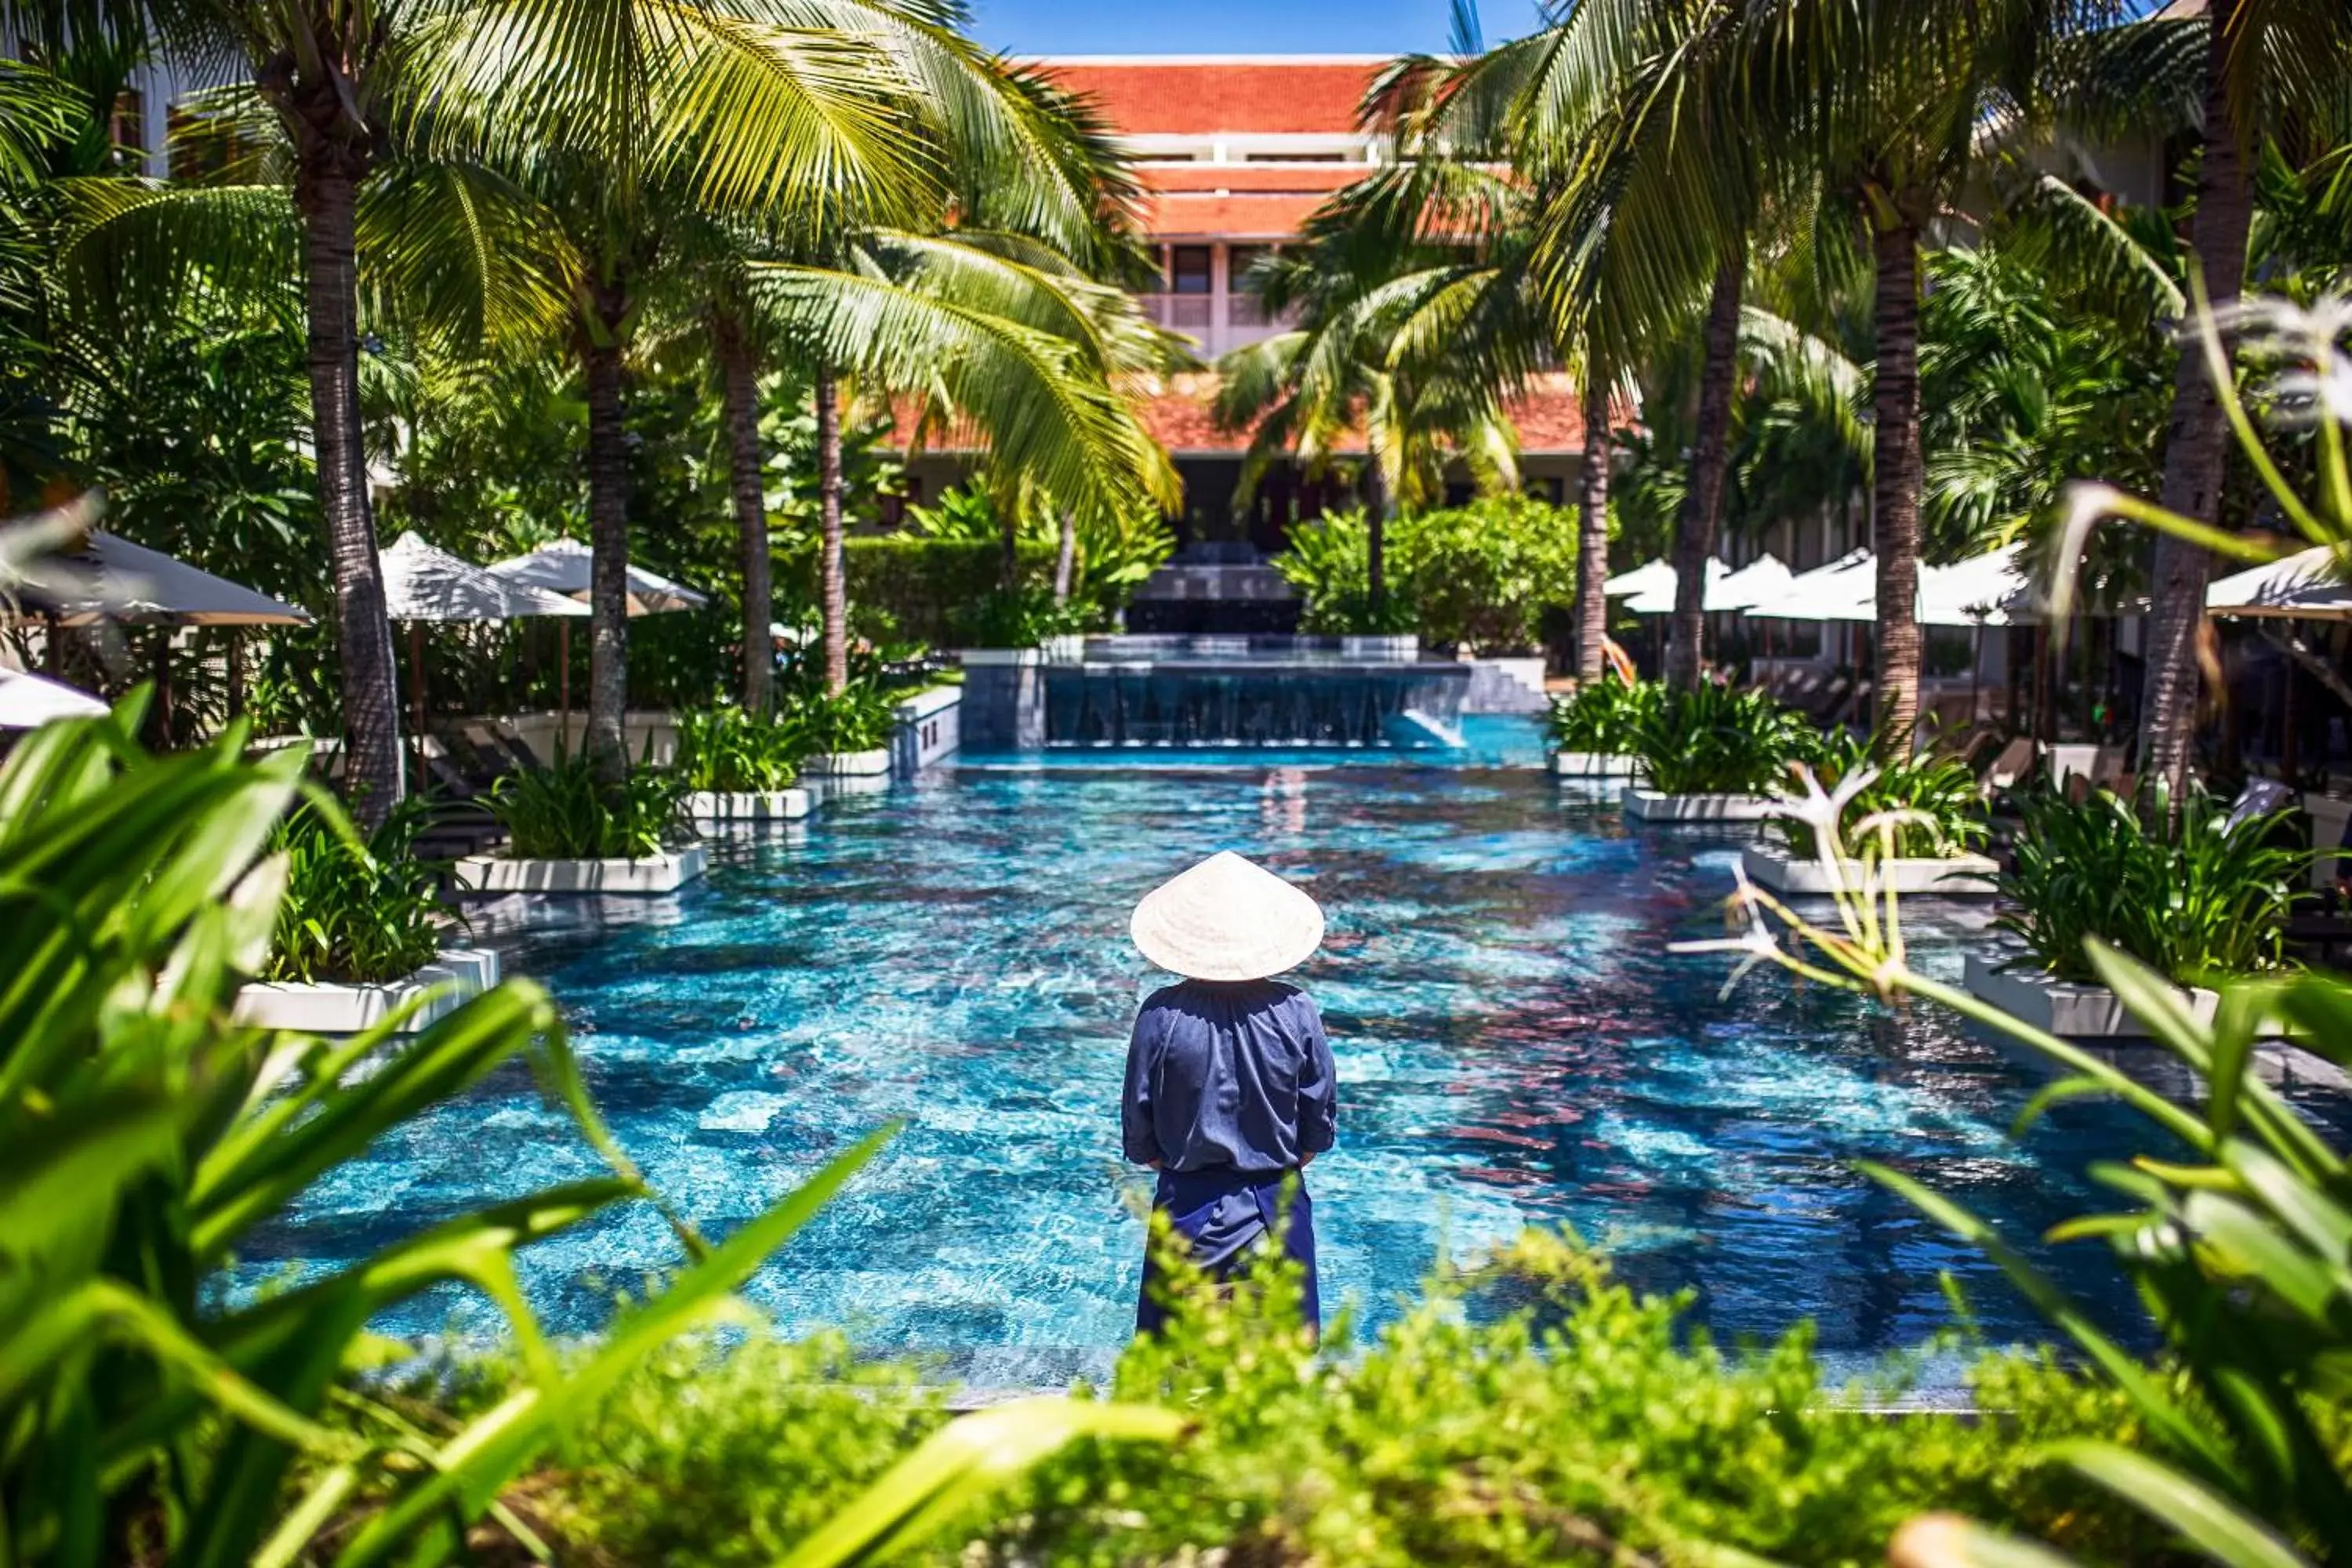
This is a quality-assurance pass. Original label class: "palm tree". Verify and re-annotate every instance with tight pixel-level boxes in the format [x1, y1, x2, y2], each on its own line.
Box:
[2073, 0, 2352, 793]
[751, 227, 1179, 687]
[1211, 151, 1540, 626]
[773, 65, 1165, 695]
[405, 0, 940, 774]
[0, 0, 424, 816]
[1432, 0, 1765, 691]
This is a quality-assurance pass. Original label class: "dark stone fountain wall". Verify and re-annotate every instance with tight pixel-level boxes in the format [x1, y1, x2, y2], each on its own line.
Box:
[961, 653, 1472, 750]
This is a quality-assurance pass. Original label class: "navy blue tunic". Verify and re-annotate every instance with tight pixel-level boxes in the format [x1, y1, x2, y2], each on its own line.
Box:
[1121, 979, 1336, 1333]
[1120, 979, 1337, 1174]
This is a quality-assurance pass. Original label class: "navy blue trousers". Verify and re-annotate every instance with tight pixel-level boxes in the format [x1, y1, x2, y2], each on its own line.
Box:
[1135, 1165, 1319, 1336]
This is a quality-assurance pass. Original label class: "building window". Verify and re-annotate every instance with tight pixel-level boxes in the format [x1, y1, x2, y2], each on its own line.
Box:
[1245, 151, 1346, 162]
[1227, 244, 1272, 289]
[111, 88, 145, 164]
[1168, 245, 1213, 296]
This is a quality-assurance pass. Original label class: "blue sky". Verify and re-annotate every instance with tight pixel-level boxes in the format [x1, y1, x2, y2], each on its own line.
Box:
[969, 0, 1553, 55]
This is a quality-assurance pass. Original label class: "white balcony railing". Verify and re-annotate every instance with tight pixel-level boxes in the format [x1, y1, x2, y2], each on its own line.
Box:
[1138, 293, 1297, 353]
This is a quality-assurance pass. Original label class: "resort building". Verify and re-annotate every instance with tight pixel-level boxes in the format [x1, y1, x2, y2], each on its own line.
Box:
[906, 55, 1592, 564]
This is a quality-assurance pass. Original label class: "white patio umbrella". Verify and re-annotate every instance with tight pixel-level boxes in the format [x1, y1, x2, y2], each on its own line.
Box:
[488, 538, 710, 615]
[20, 529, 308, 626]
[1740, 549, 1875, 620]
[1626, 557, 1730, 615]
[1707, 554, 1795, 612]
[1602, 558, 1675, 599]
[380, 532, 586, 764]
[0, 668, 108, 728]
[2206, 544, 2352, 621]
[1919, 545, 2027, 628]
[485, 537, 699, 739]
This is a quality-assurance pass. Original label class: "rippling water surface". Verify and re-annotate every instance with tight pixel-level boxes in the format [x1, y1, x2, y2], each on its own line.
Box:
[234, 720, 2350, 1385]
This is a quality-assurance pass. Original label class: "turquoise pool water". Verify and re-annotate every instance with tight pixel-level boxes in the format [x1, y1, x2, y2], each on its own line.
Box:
[235, 719, 2343, 1385]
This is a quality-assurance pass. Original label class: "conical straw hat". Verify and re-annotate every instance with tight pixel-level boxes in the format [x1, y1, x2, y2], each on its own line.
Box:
[1131, 851, 1325, 982]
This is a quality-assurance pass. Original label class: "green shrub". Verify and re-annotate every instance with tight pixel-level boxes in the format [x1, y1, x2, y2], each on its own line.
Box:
[1994, 784, 2304, 983]
[1632, 682, 1823, 795]
[673, 706, 800, 792]
[949, 582, 1093, 647]
[506, 1232, 2157, 1568]
[264, 797, 451, 983]
[545, 1334, 948, 1568]
[1702, 775, 2352, 1568]
[776, 679, 900, 755]
[489, 750, 691, 858]
[1274, 497, 1581, 651]
[1548, 677, 1662, 754]
[1776, 731, 1991, 862]
[0, 690, 912, 1568]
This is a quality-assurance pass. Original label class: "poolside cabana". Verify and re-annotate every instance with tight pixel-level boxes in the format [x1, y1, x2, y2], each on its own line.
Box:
[1601, 558, 1675, 600]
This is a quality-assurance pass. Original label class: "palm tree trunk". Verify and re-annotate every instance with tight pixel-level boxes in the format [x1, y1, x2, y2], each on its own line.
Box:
[1664, 258, 1742, 690]
[2138, 0, 2255, 798]
[1573, 374, 1613, 683]
[815, 364, 848, 696]
[1871, 220, 1926, 756]
[582, 284, 632, 780]
[715, 311, 771, 713]
[1363, 460, 1390, 622]
[294, 152, 401, 824]
[1053, 510, 1076, 607]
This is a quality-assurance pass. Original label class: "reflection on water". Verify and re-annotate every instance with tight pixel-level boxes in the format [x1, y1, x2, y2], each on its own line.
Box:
[231, 741, 2350, 1387]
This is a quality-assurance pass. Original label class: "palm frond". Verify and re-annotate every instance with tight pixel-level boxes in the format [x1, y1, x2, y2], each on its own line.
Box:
[747, 260, 1176, 517]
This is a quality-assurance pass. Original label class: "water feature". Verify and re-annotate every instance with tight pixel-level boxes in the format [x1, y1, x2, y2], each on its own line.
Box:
[233, 719, 2350, 1388]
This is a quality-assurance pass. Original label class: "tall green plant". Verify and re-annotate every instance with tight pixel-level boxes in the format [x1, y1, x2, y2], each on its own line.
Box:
[1629, 683, 1821, 796]
[672, 706, 800, 793]
[1693, 794, 2352, 1568]
[265, 797, 448, 984]
[0, 689, 1179, 1566]
[1547, 677, 1661, 756]
[488, 750, 690, 860]
[1993, 784, 2303, 985]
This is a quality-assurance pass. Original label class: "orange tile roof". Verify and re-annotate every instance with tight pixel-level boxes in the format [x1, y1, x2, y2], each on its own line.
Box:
[1040, 60, 1383, 136]
[1132, 371, 1589, 456]
[1143, 163, 1369, 194]
[1143, 190, 1336, 239]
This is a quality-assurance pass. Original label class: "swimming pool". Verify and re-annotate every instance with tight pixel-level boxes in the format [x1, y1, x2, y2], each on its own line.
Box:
[233, 720, 2344, 1385]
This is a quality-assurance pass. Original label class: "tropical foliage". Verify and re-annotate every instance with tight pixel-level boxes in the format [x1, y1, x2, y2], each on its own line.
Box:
[672, 706, 800, 793]
[264, 797, 449, 984]
[1773, 732, 1991, 862]
[1273, 496, 1581, 650]
[488, 751, 691, 860]
[1547, 676, 1661, 757]
[462, 1236, 2165, 1568]
[1630, 683, 1823, 797]
[0, 695, 1177, 1568]
[1697, 773, 2352, 1568]
[1994, 782, 2305, 985]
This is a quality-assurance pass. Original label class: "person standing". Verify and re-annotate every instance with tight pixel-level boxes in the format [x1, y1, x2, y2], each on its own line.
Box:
[1121, 851, 1337, 1334]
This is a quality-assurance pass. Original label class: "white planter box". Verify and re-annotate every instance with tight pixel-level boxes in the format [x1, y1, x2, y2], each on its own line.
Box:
[2304, 793, 2352, 891]
[1962, 953, 2217, 1038]
[1552, 751, 1643, 779]
[801, 749, 891, 777]
[1622, 786, 1779, 822]
[453, 845, 706, 895]
[1741, 842, 1999, 897]
[686, 788, 811, 826]
[234, 948, 500, 1034]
